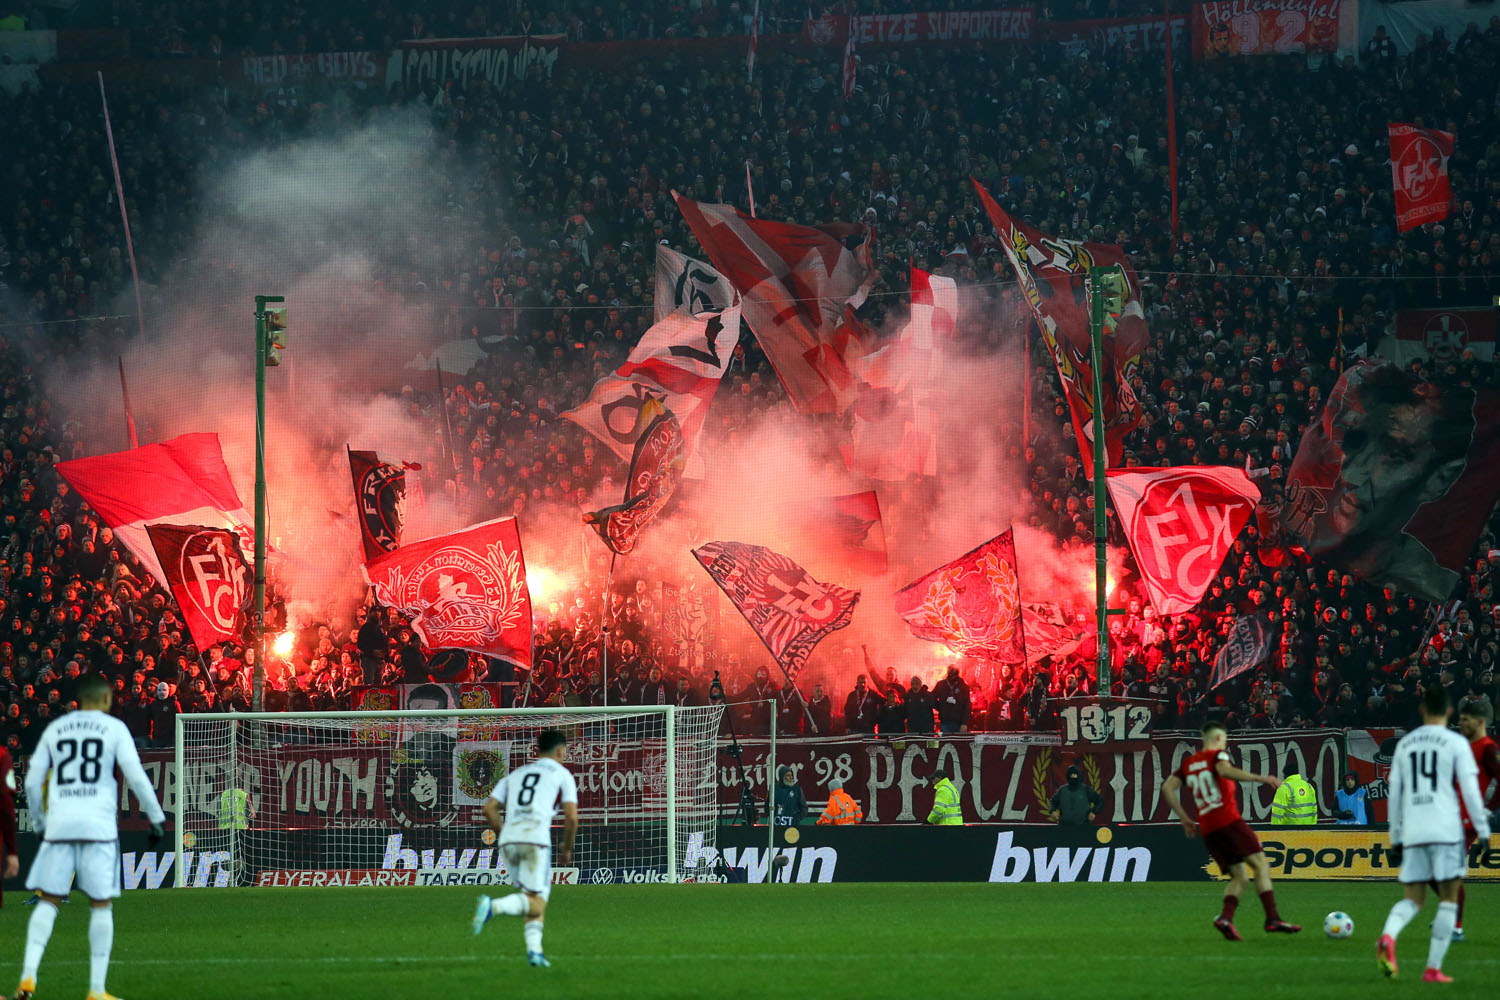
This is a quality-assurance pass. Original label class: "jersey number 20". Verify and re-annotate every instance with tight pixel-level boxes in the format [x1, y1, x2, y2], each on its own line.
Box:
[1186, 770, 1223, 812]
[55, 738, 104, 786]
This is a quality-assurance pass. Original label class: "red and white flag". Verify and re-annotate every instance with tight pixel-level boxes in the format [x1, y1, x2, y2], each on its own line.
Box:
[348, 448, 413, 563]
[1104, 466, 1260, 615]
[847, 266, 956, 480]
[145, 523, 251, 653]
[894, 529, 1027, 664]
[583, 402, 685, 555]
[672, 192, 877, 414]
[566, 246, 739, 476]
[793, 490, 889, 575]
[364, 517, 533, 667]
[57, 433, 255, 588]
[974, 179, 1148, 473]
[1389, 123, 1454, 233]
[692, 541, 859, 680]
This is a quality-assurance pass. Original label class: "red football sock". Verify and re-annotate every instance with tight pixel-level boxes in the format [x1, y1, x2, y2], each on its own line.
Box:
[1456, 885, 1465, 930]
[1220, 895, 1240, 923]
[1259, 890, 1281, 922]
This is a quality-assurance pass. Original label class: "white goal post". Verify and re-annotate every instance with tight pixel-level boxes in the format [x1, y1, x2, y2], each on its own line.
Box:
[174, 705, 724, 888]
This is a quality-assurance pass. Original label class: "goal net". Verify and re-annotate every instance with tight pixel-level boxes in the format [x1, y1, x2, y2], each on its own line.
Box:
[174, 705, 724, 888]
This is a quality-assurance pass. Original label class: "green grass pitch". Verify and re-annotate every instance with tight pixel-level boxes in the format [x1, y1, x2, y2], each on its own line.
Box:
[4, 882, 1496, 998]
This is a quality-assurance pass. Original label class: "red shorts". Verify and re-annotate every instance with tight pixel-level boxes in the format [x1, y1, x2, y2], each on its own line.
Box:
[1202, 819, 1263, 874]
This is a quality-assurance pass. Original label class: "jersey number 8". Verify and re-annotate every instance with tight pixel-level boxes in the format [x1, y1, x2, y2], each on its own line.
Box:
[517, 772, 541, 807]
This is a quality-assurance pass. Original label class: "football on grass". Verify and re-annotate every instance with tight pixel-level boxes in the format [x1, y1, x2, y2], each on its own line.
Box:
[1323, 912, 1354, 939]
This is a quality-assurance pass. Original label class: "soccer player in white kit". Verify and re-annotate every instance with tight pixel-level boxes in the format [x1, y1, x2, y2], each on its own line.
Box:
[17, 672, 166, 1000]
[470, 728, 578, 967]
[1377, 685, 1491, 983]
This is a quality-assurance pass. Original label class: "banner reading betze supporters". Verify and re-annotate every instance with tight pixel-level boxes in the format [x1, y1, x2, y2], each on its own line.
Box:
[1192, 0, 1342, 59]
[1282, 360, 1500, 601]
[805, 10, 1034, 45]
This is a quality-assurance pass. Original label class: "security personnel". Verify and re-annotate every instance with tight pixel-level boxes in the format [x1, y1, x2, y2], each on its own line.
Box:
[817, 780, 864, 826]
[1270, 767, 1318, 825]
[218, 784, 251, 831]
[925, 767, 962, 825]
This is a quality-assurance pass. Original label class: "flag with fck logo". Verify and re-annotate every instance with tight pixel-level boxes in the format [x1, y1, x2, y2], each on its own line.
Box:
[1105, 466, 1259, 615]
[145, 523, 252, 653]
[693, 541, 859, 680]
[1389, 123, 1454, 233]
[565, 246, 739, 478]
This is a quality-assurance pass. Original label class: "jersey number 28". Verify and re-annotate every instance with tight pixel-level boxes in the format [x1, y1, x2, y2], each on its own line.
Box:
[55, 738, 104, 786]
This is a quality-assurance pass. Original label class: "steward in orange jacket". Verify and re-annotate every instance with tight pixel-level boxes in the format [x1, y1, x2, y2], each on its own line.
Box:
[816, 781, 864, 825]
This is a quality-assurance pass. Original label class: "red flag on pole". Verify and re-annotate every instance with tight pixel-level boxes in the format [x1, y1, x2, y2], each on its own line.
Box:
[1389, 123, 1454, 233]
[1104, 466, 1260, 615]
[973, 179, 1147, 473]
[583, 401, 685, 555]
[893, 529, 1027, 664]
[57, 433, 255, 589]
[145, 523, 252, 653]
[672, 192, 876, 414]
[692, 541, 859, 680]
[364, 517, 533, 667]
[841, 14, 857, 99]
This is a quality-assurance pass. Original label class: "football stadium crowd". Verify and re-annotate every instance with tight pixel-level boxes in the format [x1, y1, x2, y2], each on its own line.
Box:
[4, 4, 1500, 753]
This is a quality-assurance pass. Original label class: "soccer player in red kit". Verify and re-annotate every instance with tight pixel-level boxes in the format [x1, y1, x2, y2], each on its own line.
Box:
[1163, 722, 1301, 939]
[1454, 702, 1500, 940]
[0, 745, 18, 895]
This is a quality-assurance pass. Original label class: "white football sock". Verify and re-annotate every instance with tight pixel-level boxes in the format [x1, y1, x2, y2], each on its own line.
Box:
[21, 900, 58, 981]
[524, 919, 544, 955]
[490, 895, 529, 917]
[1428, 901, 1458, 971]
[1382, 897, 1420, 940]
[89, 906, 114, 993]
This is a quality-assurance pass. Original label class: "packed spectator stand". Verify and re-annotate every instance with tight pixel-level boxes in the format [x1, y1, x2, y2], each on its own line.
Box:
[3, 2, 1500, 761]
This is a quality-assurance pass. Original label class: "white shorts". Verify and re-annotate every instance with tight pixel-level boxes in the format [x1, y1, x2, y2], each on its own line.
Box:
[1398, 842, 1468, 885]
[501, 843, 553, 901]
[26, 840, 121, 900]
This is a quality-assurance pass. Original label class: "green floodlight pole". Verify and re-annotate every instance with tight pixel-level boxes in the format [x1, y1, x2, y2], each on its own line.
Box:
[1088, 266, 1127, 699]
[253, 294, 284, 713]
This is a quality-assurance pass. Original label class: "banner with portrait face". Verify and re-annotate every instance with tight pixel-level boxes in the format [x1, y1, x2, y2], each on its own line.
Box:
[1282, 361, 1500, 601]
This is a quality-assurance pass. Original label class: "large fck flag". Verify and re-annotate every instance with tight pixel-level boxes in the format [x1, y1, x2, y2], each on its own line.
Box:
[565, 246, 739, 474]
[364, 517, 533, 667]
[672, 192, 876, 414]
[1389, 123, 1454, 233]
[894, 529, 1027, 664]
[583, 401, 685, 555]
[1105, 466, 1260, 615]
[692, 541, 859, 680]
[145, 523, 251, 653]
[973, 179, 1147, 473]
[1281, 360, 1500, 602]
[57, 433, 255, 589]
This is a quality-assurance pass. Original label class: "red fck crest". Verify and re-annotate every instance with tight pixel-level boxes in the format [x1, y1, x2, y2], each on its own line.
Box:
[145, 522, 252, 652]
[1105, 467, 1260, 615]
[1388, 123, 1454, 233]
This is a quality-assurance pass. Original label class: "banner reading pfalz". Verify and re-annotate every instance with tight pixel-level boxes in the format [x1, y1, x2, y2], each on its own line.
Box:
[1192, 0, 1342, 59]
